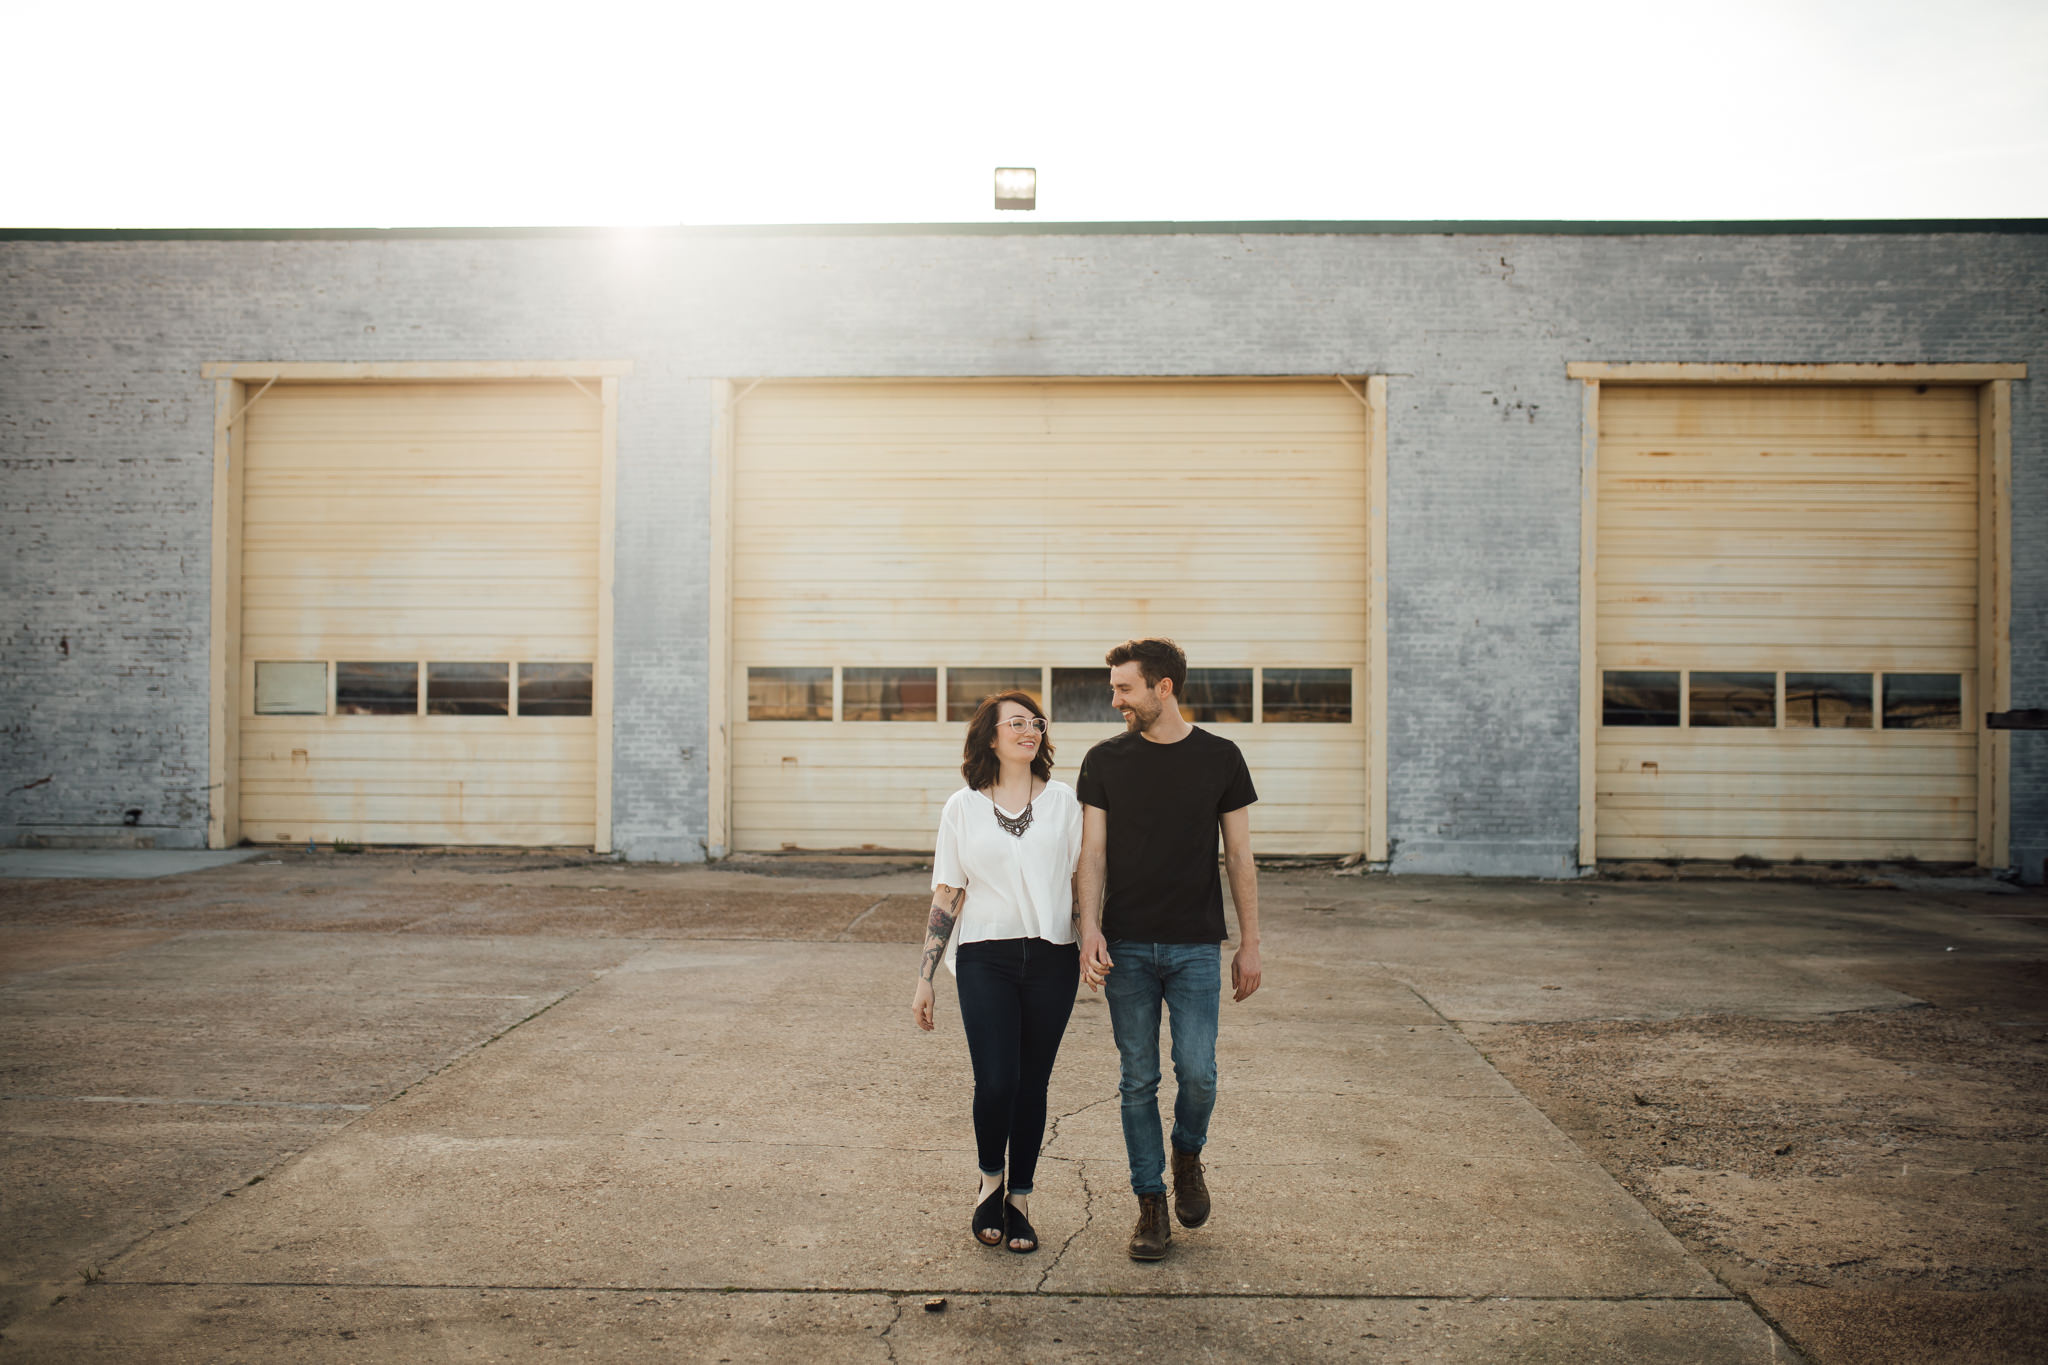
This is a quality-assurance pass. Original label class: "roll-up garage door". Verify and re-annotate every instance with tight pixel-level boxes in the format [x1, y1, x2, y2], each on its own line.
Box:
[237, 382, 602, 846]
[1596, 384, 1979, 862]
[731, 380, 1371, 855]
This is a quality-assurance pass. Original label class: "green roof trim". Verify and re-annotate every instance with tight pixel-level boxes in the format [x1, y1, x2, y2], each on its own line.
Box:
[0, 218, 2044, 242]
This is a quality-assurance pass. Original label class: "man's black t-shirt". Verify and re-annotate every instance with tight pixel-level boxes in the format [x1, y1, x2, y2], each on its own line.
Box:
[1075, 727, 1258, 944]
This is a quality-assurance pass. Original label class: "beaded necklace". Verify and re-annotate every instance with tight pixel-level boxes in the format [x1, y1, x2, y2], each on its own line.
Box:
[991, 775, 1037, 838]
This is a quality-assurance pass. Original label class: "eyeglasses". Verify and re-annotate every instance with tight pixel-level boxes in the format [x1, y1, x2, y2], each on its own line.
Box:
[1001, 717, 1048, 734]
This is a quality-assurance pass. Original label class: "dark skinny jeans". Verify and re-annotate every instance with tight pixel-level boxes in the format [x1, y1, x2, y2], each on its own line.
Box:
[954, 937, 1080, 1195]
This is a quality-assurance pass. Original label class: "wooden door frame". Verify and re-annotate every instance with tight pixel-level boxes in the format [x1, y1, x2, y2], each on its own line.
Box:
[203, 360, 632, 852]
[1569, 362, 2024, 869]
[705, 375, 1391, 862]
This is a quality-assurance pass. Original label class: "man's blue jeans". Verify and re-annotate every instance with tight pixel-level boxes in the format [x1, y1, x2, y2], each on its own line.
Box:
[1103, 939, 1221, 1197]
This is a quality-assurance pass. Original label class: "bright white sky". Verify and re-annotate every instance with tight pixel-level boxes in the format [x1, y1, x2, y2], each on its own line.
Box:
[7, 0, 2045, 227]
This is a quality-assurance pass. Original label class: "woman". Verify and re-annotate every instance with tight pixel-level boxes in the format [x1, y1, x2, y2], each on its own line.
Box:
[911, 690, 1082, 1254]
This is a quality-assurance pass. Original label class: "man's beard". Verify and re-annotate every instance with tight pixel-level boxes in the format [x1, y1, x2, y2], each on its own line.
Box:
[1124, 698, 1162, 733]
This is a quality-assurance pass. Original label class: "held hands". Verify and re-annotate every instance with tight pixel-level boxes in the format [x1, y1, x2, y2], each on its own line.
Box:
[911, 978, 936, 1031]
[1080, 931, 1113, 992]
[1231, 942, 1263, 1002]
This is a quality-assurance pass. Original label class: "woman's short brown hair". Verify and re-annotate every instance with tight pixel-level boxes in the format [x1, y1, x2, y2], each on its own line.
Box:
[960, 691, 1054, 791]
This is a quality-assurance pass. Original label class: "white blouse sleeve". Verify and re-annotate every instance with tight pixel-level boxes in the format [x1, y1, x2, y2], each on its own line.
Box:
[931, 791, 966, 891]
[935, 793, 974, 977]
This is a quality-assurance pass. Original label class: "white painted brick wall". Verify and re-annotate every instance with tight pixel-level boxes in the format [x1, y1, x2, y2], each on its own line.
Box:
[3, 229, 2042, 875]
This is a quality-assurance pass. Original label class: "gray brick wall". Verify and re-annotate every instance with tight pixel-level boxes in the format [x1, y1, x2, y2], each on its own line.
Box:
[2009, 370, 2047, 885]
[3, 228, 2042, 874]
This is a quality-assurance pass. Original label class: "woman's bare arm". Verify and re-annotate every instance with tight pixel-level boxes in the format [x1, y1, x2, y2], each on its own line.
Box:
[919, 884, 966, 983]
[912, 884, 966, 1031]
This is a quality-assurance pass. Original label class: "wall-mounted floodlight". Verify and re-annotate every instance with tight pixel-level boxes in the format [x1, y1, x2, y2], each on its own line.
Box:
[994, 167, 1036, 211]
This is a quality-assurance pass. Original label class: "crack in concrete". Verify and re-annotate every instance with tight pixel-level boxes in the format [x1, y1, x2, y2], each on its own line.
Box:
[1036, 1158, 1095, 1290]
[1029, 1093, 1115, 1290]
[1039, 1093, 1112, 1158]
[876, 1294, 903, 1363]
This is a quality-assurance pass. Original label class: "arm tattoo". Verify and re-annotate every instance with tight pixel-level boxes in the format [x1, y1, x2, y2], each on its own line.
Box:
[919, 886, 964, 982]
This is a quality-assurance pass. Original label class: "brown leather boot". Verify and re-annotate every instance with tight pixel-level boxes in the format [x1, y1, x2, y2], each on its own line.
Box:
[1171, 1146, 1211, 1228]
[1128, 1192, 1171, 1261]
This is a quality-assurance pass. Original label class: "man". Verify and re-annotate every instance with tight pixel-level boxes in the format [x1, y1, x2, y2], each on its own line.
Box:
[1076, 637, 1261, 1262]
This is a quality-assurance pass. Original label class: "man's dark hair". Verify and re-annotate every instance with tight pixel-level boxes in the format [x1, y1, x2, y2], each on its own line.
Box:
[1105, 637, 1187, 698]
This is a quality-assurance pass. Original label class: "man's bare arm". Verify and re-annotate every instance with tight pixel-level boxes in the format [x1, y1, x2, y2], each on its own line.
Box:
[1077, 806, 1107, 939]
[1220, 806, 1262, 1001]
[1077, 805, 1112, 989]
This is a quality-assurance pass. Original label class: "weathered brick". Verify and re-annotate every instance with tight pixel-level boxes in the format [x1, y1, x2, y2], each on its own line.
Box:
[1, 228, 2042, 875]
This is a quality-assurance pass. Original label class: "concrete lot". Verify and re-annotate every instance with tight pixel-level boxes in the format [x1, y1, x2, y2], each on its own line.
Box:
[0, 852, 2042, 1362]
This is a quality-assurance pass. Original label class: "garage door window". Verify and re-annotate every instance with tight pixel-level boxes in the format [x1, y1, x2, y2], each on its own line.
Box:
[1263, 668, 1352, 723]
[517, 663, 593, 717]
[516, 663, 598, 720]
[337, 662, 420, 716]
[844, 667, 937, 721]
[1605, 670, 1966, 731]
[1603, 671, 1680, 726]
[1051, 668, 1121, 723]
[748, 667, 832, 720]
[1181, 669, 1254, 723]
[254, 661, 327, 715]
[947, 667, 1041, 720]
[1785, 673, 1872, 729]
[1689, 672, 1776, 728]
[803, 664, 1351, 723]
[428, 662, 509, 716]
[1881, 674, 1962, 730]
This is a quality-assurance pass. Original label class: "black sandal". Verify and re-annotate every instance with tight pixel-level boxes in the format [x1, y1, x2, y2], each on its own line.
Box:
[1004, 1197, 1039, 1254]
[972, 1182, 1006, 1247]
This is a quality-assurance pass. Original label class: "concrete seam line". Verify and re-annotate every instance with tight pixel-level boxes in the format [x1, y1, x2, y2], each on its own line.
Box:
[1407, 981, 1814, 1362]
[0, 1093, 370, 1112]
[625, 1141, 975, 1153]
[100, 1282, 1743, 1303]
[52, 959, 639, 1291]
[380, 949, 655, 1106]
[381, 989, 584, 1106]
[834, 897, 891, 940]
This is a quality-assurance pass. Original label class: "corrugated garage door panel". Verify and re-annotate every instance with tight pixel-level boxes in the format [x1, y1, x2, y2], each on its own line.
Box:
[238, 382, 601, 846]
[728, 729, 1370, 853]
[1596, 385, 1978, 862]
[736, 382, 1368, 660]
[733, 381, 1370, 854]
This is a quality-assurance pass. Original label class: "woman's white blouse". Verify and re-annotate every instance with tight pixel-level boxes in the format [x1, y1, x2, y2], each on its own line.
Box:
[930, 779, 1083, 976]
